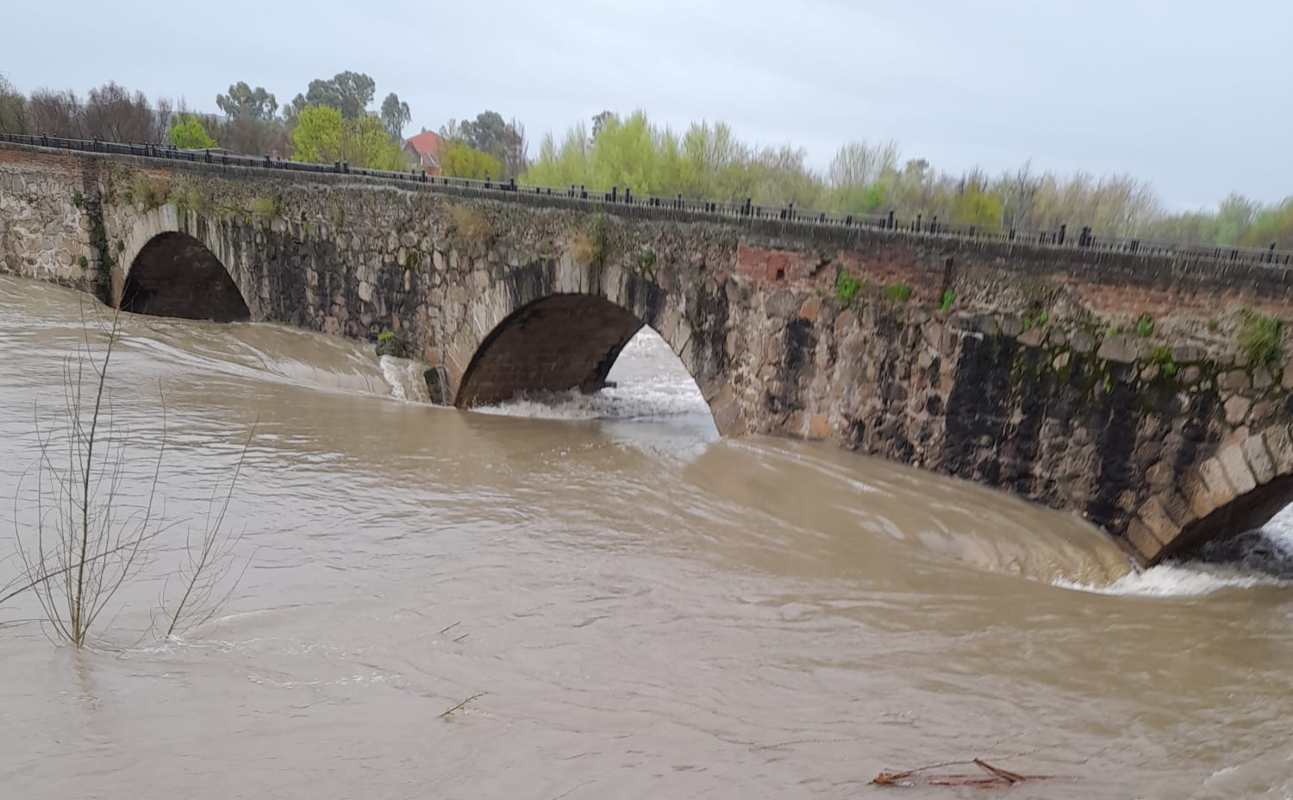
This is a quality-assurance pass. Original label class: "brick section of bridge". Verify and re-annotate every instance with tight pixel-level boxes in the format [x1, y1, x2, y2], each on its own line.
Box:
[3, 141, 1292, 565]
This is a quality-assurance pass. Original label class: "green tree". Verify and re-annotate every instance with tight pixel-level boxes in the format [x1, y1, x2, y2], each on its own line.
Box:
[441, 141, 504, 179]
[291, 105, 404, 170]
[288, 71, 376, 121]
[1213, 194, 1257, 245]
[951, 185, 1003, 227]
[443, 110, 526, 176]
[591, 110, 616, 140]
[0, 75, 28, 134]
[524, 110, 829, 207]
[339, 114, 406, 171]
[380, 92, 411, 139]
[1242, 199, 1293, 249]
[521, 108, 1290, 251]
[291, 105, 344, 163]
[168, 115, 217, 149]
[216, 82, 278, 120]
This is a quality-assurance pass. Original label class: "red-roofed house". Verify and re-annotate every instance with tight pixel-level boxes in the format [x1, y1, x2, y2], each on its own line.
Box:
[404, 130, 445, 175]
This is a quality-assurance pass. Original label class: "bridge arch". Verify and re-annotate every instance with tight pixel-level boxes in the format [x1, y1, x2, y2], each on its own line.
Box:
[114, 205, 251, 322]
[1129, 425, 1293, 563]
[446, 258, 739, 433]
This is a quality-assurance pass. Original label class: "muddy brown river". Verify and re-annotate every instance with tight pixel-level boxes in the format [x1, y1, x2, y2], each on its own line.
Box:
[1, 274, 1291, 798]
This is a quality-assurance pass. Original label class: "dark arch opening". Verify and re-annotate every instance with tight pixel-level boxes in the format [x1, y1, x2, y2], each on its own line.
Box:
[120, 232, 250, 322]
[1169, 475, 1293, 564]
[456, 294, 649, 407]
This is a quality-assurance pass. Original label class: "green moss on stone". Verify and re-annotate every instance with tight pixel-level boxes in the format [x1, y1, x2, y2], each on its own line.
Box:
[884, 282, 912, 303]
[835, 269, 861, 304]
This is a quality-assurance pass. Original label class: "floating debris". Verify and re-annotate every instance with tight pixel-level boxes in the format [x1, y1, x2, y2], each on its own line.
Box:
[872, 758, 1056, 789]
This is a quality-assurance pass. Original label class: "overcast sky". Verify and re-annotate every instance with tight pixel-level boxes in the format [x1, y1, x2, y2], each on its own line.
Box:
[5, 0, 1289, 208]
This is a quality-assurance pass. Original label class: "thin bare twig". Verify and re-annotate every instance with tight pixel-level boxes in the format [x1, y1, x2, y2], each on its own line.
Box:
[160, 422, 256, 639]
[439, 692, 486, 719]
[871, 758, 1057, 788]
[5, 300, 251, 648]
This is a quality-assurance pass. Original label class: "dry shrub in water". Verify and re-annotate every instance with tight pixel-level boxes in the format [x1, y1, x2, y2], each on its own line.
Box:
[3, 305, 252, 646]
[9, 309, 159, 646]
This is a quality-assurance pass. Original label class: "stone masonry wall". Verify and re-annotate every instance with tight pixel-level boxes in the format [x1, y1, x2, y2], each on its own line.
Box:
[2, 142, 1292, 565]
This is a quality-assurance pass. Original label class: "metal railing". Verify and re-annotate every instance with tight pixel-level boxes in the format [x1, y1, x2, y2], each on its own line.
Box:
[3, 132, 1290, 269]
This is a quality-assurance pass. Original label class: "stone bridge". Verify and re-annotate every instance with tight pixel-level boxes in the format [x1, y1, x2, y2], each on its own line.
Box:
[3, 139, 1293, 566]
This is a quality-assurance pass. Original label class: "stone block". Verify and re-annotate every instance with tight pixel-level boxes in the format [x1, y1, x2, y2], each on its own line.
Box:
[1182, 473, 1219, 519]
[766, 289, 800, 319]
[922, 321, 943, 351]
[1137, 496, 1179, 545]
[1069, 330, 1096, 354]
[1250, 400, 1276, 423]
[1172, 345, 1206, 364]
[949, 312, 996, 336]
[1217, 443, 1258, 495]
[1224, 395, 1251, 426]
[1145, 460, 1174, 490]
[1263, 425, 1293, 475]
[1125, 519, 1164, 561]
[1217, 370, 1251, 392]
[808, 414, 831, 440]
[1097, 334, 1139, 364]
[1242, 433, 1276, 484]
[1160, 489, 1197, 528]
[1199, 457, 1237, 504]
[1017, 326, 1045, 347]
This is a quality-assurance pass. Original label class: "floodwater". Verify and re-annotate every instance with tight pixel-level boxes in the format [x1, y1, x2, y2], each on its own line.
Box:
[1, 273, 1291, 799]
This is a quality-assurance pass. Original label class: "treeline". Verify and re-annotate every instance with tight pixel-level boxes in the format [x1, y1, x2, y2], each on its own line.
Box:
[525, 111, 1293, 248]
[0, 72, 518, 179]
[2, 76, 1288, 248]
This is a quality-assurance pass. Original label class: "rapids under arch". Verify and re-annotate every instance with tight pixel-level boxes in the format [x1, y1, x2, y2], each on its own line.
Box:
[1133, 427, 1293, 564]
[454, 293, 706, 415]
[120, 232, 250, 322]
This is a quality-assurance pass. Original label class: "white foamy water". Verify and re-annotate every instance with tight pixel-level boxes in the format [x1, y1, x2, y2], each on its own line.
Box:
[476, 329, 712, 422]
[1261, 504, 1293, 553]
[378, 355, 432, 403]
[1056, 509, 1293, 597]
[1055, 562, 1283, 597]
